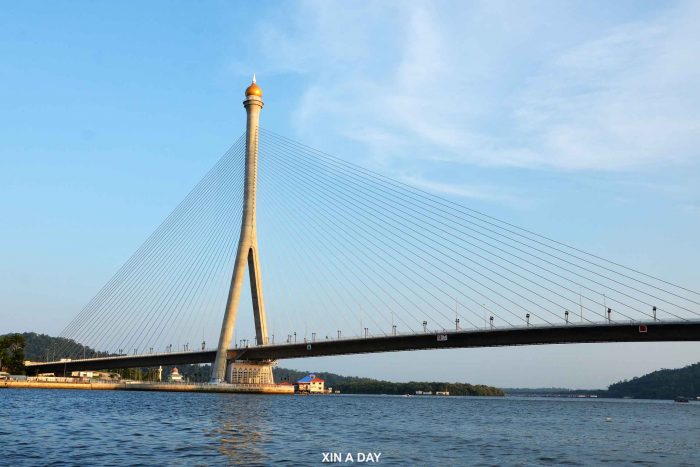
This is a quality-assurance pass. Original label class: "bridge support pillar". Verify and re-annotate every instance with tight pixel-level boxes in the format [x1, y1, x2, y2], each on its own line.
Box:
[226, 360, 276, 385]
[211, 76, 270, 383]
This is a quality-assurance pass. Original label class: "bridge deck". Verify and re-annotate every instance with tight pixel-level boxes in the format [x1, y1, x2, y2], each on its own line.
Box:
[25, 321, 700, 375]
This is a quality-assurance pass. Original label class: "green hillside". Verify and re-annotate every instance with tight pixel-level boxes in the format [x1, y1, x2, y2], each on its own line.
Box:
[607, 363, 700, 399]
[20, 332, 108, 361]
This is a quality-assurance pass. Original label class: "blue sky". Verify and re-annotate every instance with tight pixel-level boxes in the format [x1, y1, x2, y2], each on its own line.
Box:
[1, 1, 699, 388]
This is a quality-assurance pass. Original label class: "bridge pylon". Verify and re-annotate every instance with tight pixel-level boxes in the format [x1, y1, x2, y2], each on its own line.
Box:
[211, 75, 272, 383]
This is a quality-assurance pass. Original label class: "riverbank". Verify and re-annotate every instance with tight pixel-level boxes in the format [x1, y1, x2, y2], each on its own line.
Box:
[1, 379, 294, 394]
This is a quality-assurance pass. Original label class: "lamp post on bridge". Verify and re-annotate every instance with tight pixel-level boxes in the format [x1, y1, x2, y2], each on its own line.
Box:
[565, 310, 569, 324]
[526, 313, 530, 327]
[423, 321, 428, 333]
[489, 316, 494, 329]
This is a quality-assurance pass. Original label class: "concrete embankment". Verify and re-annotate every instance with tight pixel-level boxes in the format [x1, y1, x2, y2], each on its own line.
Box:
[1, 380, 294, 394]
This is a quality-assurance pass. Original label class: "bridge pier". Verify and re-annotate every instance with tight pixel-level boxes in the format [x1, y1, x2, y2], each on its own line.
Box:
[226, 359, 276, 385]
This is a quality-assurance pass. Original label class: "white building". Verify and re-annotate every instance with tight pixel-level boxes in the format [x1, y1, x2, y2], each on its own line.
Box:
[169, 367, 184, 382]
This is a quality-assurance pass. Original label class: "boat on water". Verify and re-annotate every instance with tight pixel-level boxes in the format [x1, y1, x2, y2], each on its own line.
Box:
[674, 396, 689, 403]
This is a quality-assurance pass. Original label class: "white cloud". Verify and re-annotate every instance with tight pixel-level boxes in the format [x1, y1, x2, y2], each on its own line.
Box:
[250, 0, 700, 173]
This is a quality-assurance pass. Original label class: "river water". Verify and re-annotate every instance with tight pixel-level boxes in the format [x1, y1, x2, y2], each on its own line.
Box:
[1, 389, 699, 466]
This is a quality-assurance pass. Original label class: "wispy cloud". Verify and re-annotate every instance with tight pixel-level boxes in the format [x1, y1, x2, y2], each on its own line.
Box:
[398, 173, 530, 207]
[248, 0, 700, 177]
[510, 3, 700, 170]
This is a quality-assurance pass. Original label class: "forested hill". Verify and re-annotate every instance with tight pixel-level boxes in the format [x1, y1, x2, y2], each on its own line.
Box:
[607, 363, 700, 399]
[19, 332, 107, 361]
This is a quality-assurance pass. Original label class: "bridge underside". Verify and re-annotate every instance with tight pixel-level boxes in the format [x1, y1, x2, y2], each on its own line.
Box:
[25, 321, 700, 376]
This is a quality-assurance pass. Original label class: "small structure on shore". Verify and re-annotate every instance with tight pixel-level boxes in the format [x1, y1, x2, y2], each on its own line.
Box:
[169, 367, 183, 383]
[296, 374, 331, 394]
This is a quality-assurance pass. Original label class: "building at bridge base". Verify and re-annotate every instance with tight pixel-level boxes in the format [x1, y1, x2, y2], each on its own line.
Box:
[226, 360, 275, 385]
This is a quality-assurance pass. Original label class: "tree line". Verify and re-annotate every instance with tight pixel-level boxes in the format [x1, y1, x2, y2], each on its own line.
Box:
[273, 367, 504, 396]
[0, 333, 26, 374]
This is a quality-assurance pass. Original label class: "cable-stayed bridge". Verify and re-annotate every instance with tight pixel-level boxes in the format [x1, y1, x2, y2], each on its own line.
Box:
[26, 79, 700, 381]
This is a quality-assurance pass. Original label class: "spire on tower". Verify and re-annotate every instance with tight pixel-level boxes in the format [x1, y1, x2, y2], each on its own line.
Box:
[245, 74, 263, 97]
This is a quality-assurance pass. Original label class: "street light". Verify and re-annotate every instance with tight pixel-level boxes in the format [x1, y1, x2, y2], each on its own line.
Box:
[364, 327, 368, 338]
[607, 308, 612, 323]
[294, 332, 297, 343]
[489, 316, 494, 329]
[526, 313, 530, 327]
[653, 306, 657, 321]
[565, 310, 569, 324]
[455, 318, 460, 331]
[423, 321, 428, 333]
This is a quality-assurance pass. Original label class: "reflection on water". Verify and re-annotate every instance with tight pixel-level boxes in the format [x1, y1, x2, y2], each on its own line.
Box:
[1, 389, 699, 466]
[209, 395, 271, 465]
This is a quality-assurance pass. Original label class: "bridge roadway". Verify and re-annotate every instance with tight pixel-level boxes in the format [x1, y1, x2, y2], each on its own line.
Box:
[25, 321, 700, 375]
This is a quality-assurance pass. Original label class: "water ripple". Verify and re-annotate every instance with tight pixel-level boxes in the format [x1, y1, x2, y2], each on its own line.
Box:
[1, 390, 699, 465]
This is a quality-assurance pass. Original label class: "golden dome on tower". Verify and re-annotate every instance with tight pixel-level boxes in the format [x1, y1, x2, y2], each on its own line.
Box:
[245, 73, 263, 97]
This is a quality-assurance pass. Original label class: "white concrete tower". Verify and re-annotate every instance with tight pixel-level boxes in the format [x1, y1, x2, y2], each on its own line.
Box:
[211, 75, 269, 383]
